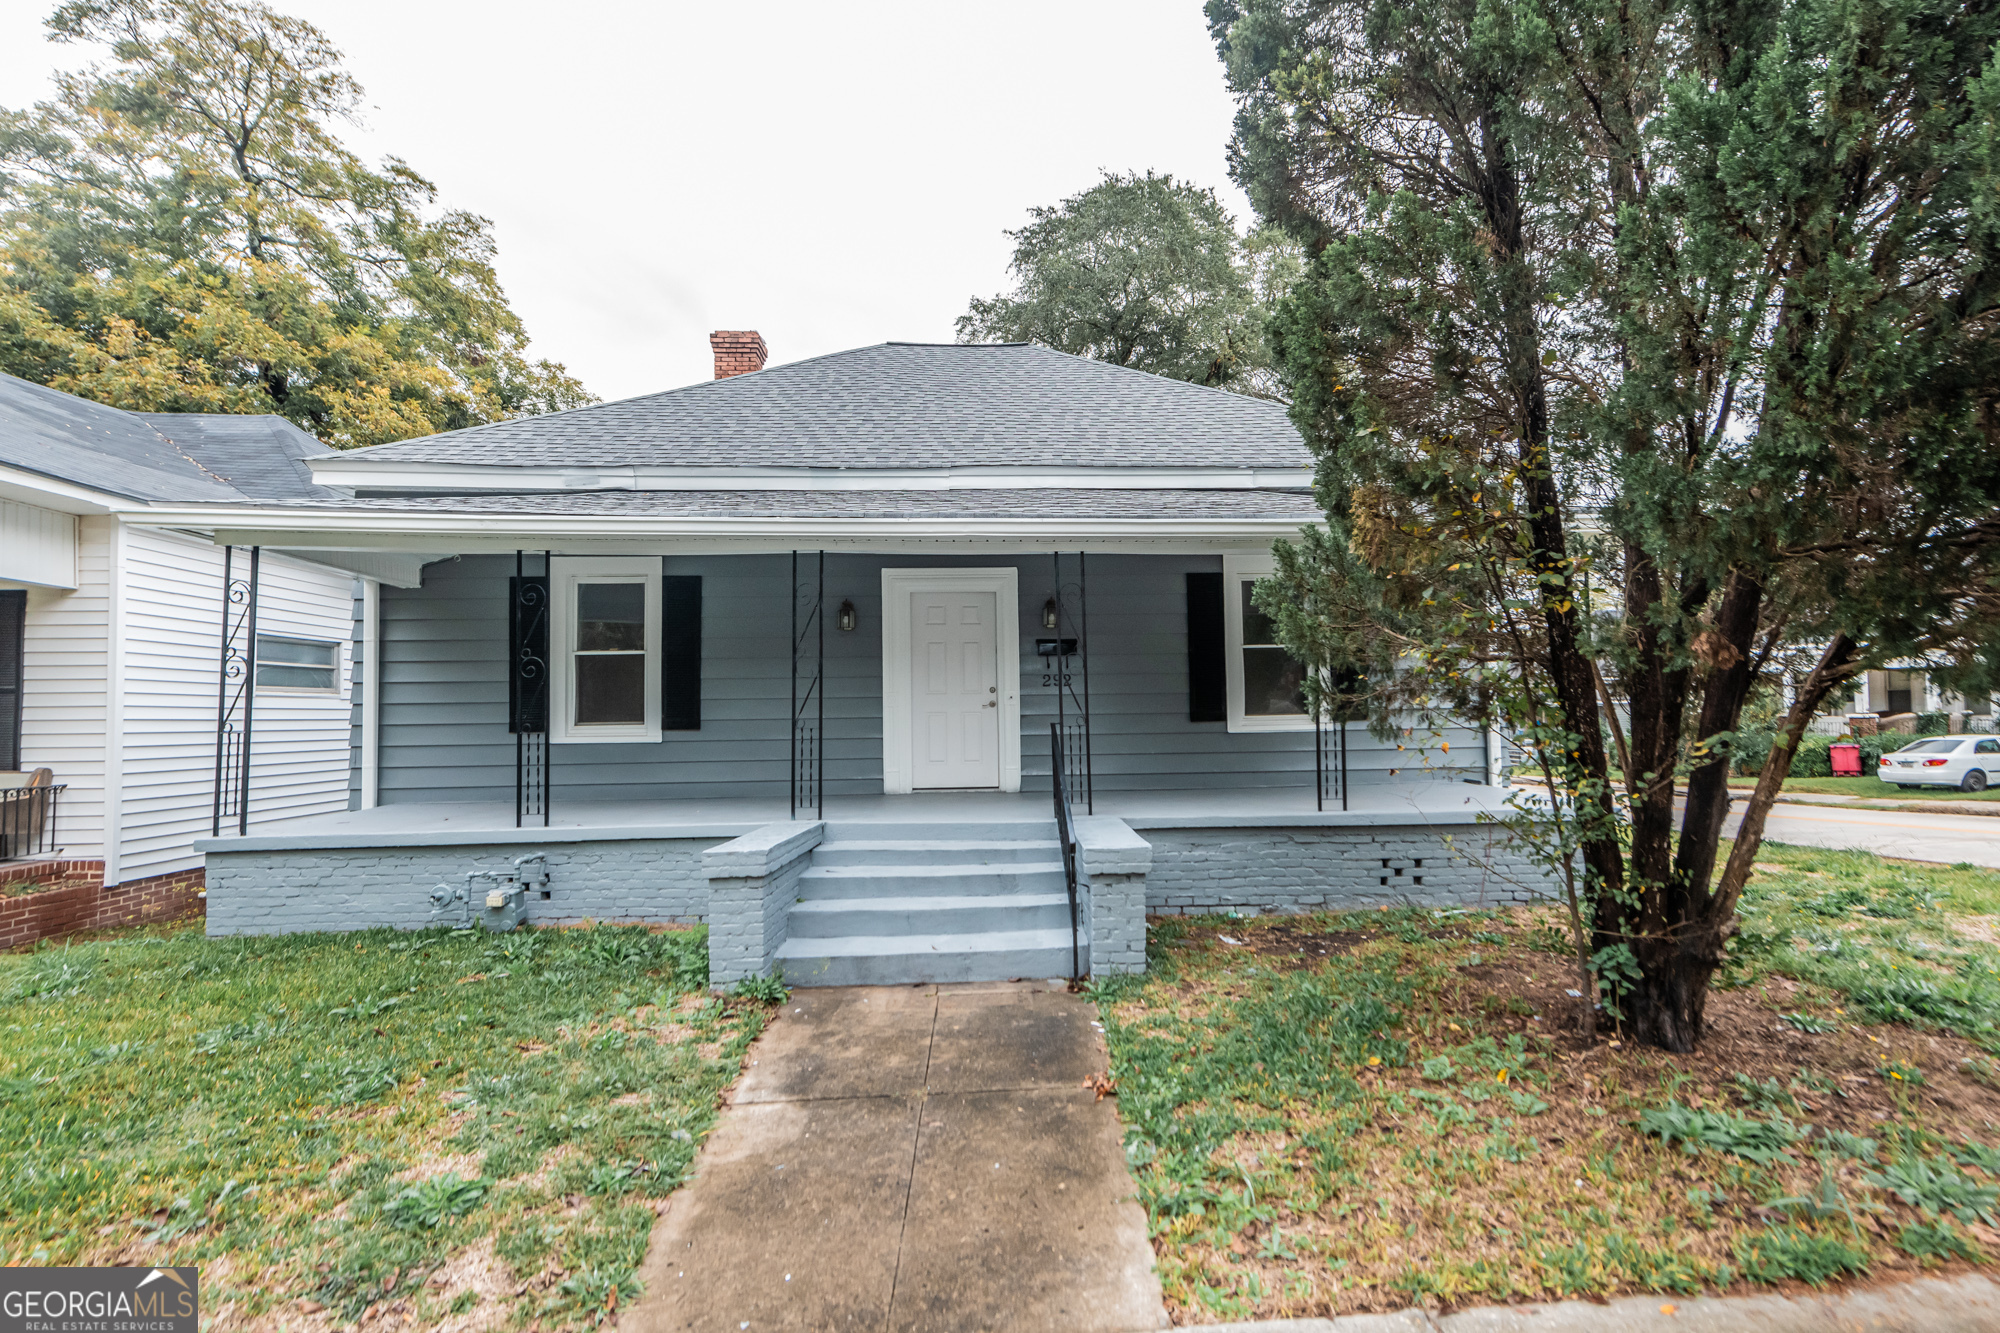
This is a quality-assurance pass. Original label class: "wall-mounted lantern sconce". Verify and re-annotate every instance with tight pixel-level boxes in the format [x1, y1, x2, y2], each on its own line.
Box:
[837, 599, 858, 632]
[1042, 597, 1059, 631]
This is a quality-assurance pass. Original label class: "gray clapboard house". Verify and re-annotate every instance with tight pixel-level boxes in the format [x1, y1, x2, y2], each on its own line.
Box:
[171, 335, 1531, 983]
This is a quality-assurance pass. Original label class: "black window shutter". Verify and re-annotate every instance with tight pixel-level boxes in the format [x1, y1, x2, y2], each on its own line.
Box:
[661, 575, 702, 731]
[508, 576, 549, 734]
[1186, 572, 1226, 723]
[0, 590, 23, 770]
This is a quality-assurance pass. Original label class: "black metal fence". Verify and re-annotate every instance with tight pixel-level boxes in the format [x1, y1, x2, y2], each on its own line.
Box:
[0, 783, 63, 862]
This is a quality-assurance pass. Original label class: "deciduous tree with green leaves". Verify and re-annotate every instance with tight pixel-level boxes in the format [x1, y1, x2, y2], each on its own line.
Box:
[0, 0, 589, 445]
[957, 169, 1299, 396]
[1212, 0, 2000, 1049]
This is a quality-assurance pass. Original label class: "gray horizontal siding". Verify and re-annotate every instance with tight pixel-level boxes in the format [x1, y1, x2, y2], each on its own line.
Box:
[373, 552, 1483, 806]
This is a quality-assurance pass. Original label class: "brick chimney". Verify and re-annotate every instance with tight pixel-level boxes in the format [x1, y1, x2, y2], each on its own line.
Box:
[710, 330, 768, 379]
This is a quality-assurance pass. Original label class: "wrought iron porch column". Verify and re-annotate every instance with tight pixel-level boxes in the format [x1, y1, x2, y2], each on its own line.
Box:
[1050, 552, 1093, 813]
[791, 551, 824, 819]
[211, 545, 260, 836]
[509, 551, 551, 828]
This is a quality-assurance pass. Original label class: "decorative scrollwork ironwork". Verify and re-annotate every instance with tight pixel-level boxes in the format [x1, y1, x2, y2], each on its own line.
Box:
[791, 551, 825, 820]
[1049, 552, 1092, 813]
[211, 548, 260, 836]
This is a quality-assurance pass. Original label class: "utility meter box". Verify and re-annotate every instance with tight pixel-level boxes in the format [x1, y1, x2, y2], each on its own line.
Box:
[480, 883, 528, 932]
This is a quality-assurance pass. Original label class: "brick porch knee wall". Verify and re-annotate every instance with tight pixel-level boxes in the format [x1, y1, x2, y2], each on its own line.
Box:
[0, 862, 207, 949]
[704, 822, 822, 987]
[1138, 824, 1557, 916]
[204, 840, 714, 936]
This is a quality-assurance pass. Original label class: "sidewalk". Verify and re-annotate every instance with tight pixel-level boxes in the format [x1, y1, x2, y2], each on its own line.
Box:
[1202, 1272, 2000, 1331]
[626, 981, 1167, 1333]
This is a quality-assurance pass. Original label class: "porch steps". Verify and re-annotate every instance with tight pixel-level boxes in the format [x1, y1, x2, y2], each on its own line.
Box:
[774, 819, 1079, 986]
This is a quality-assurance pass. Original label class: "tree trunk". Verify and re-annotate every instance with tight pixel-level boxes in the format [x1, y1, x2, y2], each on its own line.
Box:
[1626, 938, 1719, 1052]
[1711, 635, 1863, 918]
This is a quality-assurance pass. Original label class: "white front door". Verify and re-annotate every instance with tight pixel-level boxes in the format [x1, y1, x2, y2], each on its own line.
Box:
[909, 589, 1001, 789]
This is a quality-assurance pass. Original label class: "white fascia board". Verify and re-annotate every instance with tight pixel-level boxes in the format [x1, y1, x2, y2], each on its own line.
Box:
[304, 459, 1315, 492]
[0, 463, 132, 515]
[134, 503, 1321, 555]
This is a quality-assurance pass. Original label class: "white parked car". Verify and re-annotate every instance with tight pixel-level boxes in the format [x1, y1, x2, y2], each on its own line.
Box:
[1878, 735, 2000, 791]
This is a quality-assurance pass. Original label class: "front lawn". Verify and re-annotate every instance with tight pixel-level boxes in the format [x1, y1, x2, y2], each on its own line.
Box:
[1097, 843, 2000, 1322]
[0, 922, 765, 1331]
[1726, 775, 2000, 802]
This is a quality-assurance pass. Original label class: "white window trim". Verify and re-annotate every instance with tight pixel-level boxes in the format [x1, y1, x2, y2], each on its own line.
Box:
[254, 633, 345, 696]
[1223, 550, 1314, 733]
[550, 556, 662, 744]
[880, 567, 1021, 794]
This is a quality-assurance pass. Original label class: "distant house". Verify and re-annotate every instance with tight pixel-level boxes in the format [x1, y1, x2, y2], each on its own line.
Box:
[153, 335, 1536, 983]
[0, 374, 369, 928]
[1845, 666, 1993, 725]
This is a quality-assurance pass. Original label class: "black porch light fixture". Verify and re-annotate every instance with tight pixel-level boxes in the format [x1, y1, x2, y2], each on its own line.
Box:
[1042, 596, 1059, 630]
[837, 598, 857, 632]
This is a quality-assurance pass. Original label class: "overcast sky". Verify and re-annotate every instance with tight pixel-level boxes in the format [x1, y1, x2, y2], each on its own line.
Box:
[0, 0, 1252, 403]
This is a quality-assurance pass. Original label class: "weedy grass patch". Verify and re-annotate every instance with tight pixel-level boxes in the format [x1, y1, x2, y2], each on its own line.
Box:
[1100, 844, 2000, 1321]
[0, 921, 763, 1331]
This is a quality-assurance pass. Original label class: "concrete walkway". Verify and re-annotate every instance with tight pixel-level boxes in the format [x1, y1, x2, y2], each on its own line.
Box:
[1206, 1273, 2000, 1331]
[628, 981, 1167, 1333]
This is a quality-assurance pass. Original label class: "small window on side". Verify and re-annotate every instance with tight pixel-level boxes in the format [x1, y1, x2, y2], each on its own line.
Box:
[1977, 739, 1999, 755]
[256, 635, 339, 691]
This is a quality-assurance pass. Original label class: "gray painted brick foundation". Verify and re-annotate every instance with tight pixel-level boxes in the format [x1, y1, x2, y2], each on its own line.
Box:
[203, 838, 714, 936]
[199, 813, 1552, 976]
[1135, 823, 1554, 916]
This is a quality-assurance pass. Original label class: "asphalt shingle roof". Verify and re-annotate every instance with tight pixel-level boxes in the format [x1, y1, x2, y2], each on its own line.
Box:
[0, 372, 334, 503]
[252, 488, 1324, 522]
[336, 343, 1312, 471]
[136, 412, 337, 501]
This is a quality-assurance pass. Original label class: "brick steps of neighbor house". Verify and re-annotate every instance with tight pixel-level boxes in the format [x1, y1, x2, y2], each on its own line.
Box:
[773, 819, 1081, 986]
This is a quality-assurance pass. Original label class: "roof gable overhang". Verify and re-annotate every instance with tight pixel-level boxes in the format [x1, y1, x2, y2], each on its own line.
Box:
[133, 499, 1322, 557]
[305, 459, 1316, 493]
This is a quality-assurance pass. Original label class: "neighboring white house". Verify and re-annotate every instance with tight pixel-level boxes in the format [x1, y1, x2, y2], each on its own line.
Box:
[0, 373, 368, 893]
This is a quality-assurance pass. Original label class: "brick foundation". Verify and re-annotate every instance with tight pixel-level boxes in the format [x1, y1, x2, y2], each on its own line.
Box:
[0, 863, 207, 950]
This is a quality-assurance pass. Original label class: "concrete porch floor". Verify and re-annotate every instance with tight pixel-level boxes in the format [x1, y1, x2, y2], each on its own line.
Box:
[201, 781, 1512, 852]
[627, 981, 1168, 1333]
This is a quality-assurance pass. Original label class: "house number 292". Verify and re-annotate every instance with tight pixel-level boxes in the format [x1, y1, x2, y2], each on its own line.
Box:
[1041, 671, 1073, 688]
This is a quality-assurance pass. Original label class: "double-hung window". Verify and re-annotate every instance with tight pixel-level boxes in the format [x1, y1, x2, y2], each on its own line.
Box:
[551, 557, 661, 743]
[1222, 552, 1311, 732]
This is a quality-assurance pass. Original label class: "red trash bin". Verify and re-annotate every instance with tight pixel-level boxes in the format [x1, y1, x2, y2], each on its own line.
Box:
[1831, 742, 1862, 776]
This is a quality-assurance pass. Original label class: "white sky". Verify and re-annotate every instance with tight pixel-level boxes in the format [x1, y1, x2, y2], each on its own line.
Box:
[0, 0, 1252, 402]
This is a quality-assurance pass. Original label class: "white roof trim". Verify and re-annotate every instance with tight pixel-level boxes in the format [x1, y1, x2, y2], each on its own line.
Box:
[304, 459, 1316, 492]
[133, 502, 1319, 556]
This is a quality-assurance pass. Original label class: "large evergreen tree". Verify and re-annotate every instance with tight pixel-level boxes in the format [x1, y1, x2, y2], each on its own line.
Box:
[1214, 0, 2000, 1048]
[0, 0, 589, 445]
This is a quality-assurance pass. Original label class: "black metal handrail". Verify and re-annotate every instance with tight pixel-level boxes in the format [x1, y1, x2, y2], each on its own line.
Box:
[0, 783, 64, 862]
[1050, 722, 1082, 982]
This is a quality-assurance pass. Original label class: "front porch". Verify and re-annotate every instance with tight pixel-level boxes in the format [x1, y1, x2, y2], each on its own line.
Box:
[196, 783, 1553, 984]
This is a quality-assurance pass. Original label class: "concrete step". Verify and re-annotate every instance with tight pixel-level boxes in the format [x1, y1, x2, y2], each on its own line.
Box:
[775, 928, 1079, 986]
[810, 838, 1060, 868]
[795, 862, 1068, 900]
[786, 891, 1074, 939]
[820, 819, 1057, 842]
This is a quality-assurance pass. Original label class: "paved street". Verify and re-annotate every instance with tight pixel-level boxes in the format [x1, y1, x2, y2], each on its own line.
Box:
[1723, 800, 2000, 868]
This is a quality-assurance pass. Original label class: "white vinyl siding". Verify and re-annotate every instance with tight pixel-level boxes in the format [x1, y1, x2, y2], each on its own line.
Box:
[116, 528, 358, 881]
[0, 499, 79, 590]
[13, 515, 114, 865]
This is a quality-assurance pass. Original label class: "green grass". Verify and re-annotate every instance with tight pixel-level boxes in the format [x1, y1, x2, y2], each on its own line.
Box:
[1099, 846, 2000, 1319]
[1725, 774, 2000, 801]
[0, 922, 763, 1330]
